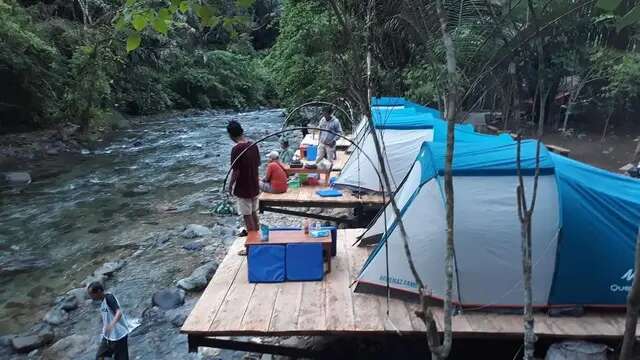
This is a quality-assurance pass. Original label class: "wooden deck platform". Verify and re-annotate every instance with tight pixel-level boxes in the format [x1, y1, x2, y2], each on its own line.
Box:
[182, 229, 632, 349]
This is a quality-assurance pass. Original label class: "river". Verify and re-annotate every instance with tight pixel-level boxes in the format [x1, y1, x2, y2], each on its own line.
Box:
[0, 109, 288, 359]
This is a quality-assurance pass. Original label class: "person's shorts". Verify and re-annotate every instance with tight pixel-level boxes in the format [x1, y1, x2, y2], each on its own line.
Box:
[96, 336, 129, 360]
[317, 143, 336, 162]
[236, 196, 259, 215]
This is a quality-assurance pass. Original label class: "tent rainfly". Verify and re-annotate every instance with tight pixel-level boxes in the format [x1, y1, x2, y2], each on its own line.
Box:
[355, 140, 640, 307]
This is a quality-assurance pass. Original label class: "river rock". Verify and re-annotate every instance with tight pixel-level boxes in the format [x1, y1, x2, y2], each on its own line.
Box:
[151, 233, 171, 245]
[152, 288, 185, 310]
[43, 307, 69, 325]
[0, 255, 49, 275]
[122, 185, 150, 197]
[182, 241, 205, 251]
[41, 334, 91, 360]
[177, 262, 218, 292]
[94, 260, 125, 277]
[59, 295, 79, 311]
[81, 274, 106, 287]
[81, 260, 124, 286]
[10, 331, 54, 353]
[3, 172, 32, 185]
[181, 224, 211, 239]
[0, 335, 12, 347]
[165, 307, 189, 328]
[66, 287, 89, 303]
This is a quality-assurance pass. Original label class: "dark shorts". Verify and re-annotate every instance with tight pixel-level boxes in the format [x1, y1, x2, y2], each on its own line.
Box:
[96, 336, 129, 360]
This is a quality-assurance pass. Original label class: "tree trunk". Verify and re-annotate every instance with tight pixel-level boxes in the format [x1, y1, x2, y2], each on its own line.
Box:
[516, 138, 542, 360]
[561, 97, 574, 131]
[432, 0, 457, 358]
[537, 85, 551, 137]
[366, 0, 373, 102]
[620, 229, 640, 360]
[632, 141, 640, 165]
[602, 109, 613, 142]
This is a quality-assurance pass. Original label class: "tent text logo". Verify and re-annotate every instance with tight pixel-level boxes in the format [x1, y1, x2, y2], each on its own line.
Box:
[621, 269, 635, 282]
[610, 269, 634, 293]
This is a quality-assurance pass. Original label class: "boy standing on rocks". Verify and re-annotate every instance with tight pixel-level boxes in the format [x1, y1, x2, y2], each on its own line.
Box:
[227, 120, 261, 235]
[88, 281, 130, 360]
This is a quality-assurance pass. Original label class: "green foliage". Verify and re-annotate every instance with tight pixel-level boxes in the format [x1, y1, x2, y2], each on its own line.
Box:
[0, 0, 278, 134]
[117, 0, 256, 51]
[593, 50, 640, 111]
[0, 0, 63, 131]
[63, 39, 116, 131]
[264, 0, 339, 110]
[595, 0, 640, 32]
[168, 50, 273, 109]
[403, 63, 443, 108]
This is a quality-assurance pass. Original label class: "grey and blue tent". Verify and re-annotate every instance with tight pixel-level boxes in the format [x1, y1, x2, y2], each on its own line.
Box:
[336, 97, 513, 193]
[355, 140, 640, 307]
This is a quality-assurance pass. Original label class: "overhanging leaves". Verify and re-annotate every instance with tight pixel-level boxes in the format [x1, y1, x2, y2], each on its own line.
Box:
[617, 5, 640, 32]
[132, 13, 147, 31]
[596, 0, 622, 12]
[126, 33, 141, 52]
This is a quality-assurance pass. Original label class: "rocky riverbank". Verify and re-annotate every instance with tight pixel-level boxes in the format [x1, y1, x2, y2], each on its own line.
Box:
[0, 109, 298, 359]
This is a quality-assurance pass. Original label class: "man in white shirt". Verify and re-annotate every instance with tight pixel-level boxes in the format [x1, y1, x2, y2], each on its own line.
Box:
[317, 107, 343, 164]
[88, 281, 131, 360]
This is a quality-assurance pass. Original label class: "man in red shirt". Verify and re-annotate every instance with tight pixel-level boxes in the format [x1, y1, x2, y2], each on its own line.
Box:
[260, 151, 289, 194]
[227, 120, 260, 234]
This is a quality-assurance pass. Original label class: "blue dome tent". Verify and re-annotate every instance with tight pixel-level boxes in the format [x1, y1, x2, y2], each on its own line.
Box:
[355, 140, 640, 307]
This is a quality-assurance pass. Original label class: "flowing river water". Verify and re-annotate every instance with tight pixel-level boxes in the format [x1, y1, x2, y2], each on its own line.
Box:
[0, 109, 288, 359]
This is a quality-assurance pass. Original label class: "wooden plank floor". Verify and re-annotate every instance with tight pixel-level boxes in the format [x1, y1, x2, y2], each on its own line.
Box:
[182, 229, 633, 339]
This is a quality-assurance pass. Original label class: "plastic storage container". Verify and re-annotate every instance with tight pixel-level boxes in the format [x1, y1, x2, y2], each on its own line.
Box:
[306, 145, 317, 161]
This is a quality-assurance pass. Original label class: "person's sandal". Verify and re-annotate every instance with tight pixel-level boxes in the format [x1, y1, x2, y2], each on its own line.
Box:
[237, 249, 247, 256]
[237, 229, 248, 237]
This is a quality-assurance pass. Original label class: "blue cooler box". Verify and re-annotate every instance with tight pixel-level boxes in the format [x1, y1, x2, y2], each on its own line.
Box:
[286, 243, 324, 281]
[248, 245, 286, 283]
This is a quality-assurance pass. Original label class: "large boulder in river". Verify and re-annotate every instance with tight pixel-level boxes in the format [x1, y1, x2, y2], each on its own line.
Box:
[41, 334, 91, 360]
[43, 307, 69, 326]
[94, 260, 125, 278]
[58, 294, 79, 311]
[3, 172, 31, 185]
[81, 259, 125, 286]
[66, 287, 89, 304]
[181, 224, 211, 239]
[152, 288, 185, 310]
[10, 329, 54, 353]
[177, 262, 218, 292]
